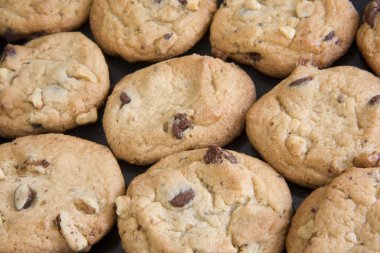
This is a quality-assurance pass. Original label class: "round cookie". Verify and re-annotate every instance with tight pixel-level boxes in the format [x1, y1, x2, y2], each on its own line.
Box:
[0, 0, 93, 41]
[0, 134, 125, 252]
[210, 0, 359, 78]
[90, 0, 217, 62]
[116, 145, 293, 253]
[286, 168, 380, 253]
[246, 65, 380, 188]
[103, 54, 256, 165]
[357, 0, 380, 77]
[0, 32, 109, 138]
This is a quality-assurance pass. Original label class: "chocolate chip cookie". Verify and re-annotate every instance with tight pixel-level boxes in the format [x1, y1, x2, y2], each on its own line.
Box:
[286, 167, 380, 253]
[246, 65, 380, 188]
[0, 32, 109, 138]
[210, 0, 359, 78]
[0, 134, 125, 252]
[103, 54, 256, 165]
[357, 0, 380, 77]
[90, 0, 217, 62]
[116, 145, 293, 253]
[0, 0, 93, 41]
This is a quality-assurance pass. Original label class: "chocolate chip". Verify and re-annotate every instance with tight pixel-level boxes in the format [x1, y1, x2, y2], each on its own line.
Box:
[172, 113, 192, 139]
[250, 52, 262, 62]
[323, 31, 335, 41]
[28, 159, 50, 168]
[203, 144, 238, 164]
[288, 76, 313, 87]
[311, 207, 317, 213]
[164, 33, 173, 40]
[170, 189, 195, 207]
[120, 92, 131, 107]
[364, 0, 380, 28]
[0, 46, 16, 63]
[337, 94, 344, 103]
[179, 0, 187, 5]
[56, 214, 62, 231]
[369, 95, 380, 105]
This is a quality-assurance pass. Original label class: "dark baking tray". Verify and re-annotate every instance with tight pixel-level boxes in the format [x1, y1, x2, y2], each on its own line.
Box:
[0, 1, 368, 252]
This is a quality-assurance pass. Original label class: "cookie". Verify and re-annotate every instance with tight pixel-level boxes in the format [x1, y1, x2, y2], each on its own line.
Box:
[116, 145, 293, 253]
[357, 0, 380, 77]
[0, 32, 109, 138]
[0, 133, 125, 252]
[103, 54, 256, 165]
[90, 0, 217, 62]
[286, 167, 380, 253]
[210, 0, 359, 78]
[246, 65, 380, 188]
[0, 0, 93, 41]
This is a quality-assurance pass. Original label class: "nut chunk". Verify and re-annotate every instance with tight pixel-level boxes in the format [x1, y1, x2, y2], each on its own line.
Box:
[14, 184, 37, 211]
[56, 212, 89, 252]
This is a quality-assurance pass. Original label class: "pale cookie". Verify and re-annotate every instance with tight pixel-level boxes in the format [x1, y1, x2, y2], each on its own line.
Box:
[210, 0, 359, 78]
[0, 134, 125, 252]
[286, 168, 380, 253]
[116, 145, 293, 253]
[357, 0, 380, 77]
[0, 32, 109, 138]
[246, 65, 380, 188]
[90, 0, 217, 62]
[103, 54, 256, 165]
[0, 0, 93, 41]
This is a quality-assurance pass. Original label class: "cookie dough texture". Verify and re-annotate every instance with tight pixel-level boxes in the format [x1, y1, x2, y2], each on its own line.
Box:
[357, 0, 380, 77]
[0, 0, 93, 41]
[90, 0, 217, 62]
[116, 147, 293, 253]
[0, 134, 125, 252]
[103, 54, 256, 165]
[0, 32, 109, 138]
[210, 0, 359, 78]
[246, 65, 380, 188]
[286, 168, 380, 253]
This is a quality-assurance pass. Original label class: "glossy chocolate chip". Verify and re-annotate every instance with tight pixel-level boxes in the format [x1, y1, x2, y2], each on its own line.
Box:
[172, 113, 192, 139]
[204, 144, 237, 164]
[170, 189, 195, 207]
[288, 77, 313, 87]
[120, 92, 131, 107]
[368, 95, 380, 105]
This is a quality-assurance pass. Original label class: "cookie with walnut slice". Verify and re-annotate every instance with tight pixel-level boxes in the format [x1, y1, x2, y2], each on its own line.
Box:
[286, 167, 380, 253]
[90, 0, 217, 62]
[210, 0, 359, 78]
[0, 32, 109, 138]
[103, 54, 255, 165]
[246, 65, 380, 188]
[116, 145, 292, 253]
[0, 134, 125, 252]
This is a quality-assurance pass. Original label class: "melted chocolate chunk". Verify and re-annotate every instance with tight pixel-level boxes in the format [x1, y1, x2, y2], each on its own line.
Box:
[369, 95, 380, 105]
[203, 144, 238, 164]
[170, 189, 195, 207]
[120, 92, 131, 107]
[288, 77, 314, 87]
[323, 31, 335, 41]
[172, 113, 192, 139]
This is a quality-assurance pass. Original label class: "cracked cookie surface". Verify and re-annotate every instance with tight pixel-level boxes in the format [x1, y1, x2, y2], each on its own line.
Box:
[286, 168, 380, 253]
[0, 32, 109, 138]
[0, 0, 93, 41]
[357, 0, 380, 77]
[103, 54, 256, 165]
[90, 0, 217, 62]
[210, 0, 359, 78]
[0, 134, 125, 252]
[116, 146, 293, 253]
[246, 65, 380, 188]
